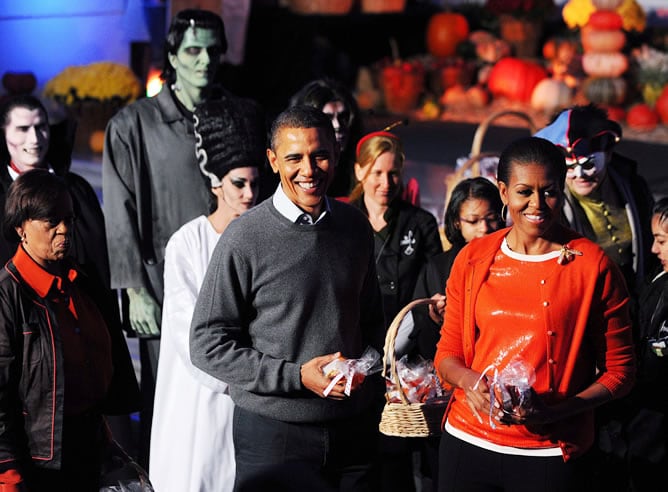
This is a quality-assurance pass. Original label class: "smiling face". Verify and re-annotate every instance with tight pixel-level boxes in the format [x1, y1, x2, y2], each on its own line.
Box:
[214, 166, 260, 217]
[267, 126, 337, 216]
[169, 26, 222, 93]
[355, 151, 402, 209]
[16, 191, 74, 268]
[651, 213, 668, 273]
[4, 106, 49, 172]
[457, 198, 503, 243]
[498, 162, 563, 241]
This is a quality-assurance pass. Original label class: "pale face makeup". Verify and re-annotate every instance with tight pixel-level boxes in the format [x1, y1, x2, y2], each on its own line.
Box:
[214, 167, 260, 217]
[565, 151, 607, 196]
[4, 107, 49, 172]
[322, 101, 350, 151]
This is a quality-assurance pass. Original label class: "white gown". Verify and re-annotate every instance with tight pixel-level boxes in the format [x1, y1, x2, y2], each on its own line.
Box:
[149, 216, 234, 492]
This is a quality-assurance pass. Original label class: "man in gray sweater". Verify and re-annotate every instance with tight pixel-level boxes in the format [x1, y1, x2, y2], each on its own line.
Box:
[190, 106, 386, 491]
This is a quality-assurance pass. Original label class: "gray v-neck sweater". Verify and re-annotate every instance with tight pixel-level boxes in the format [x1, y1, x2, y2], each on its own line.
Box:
[191, 198, 385, 422]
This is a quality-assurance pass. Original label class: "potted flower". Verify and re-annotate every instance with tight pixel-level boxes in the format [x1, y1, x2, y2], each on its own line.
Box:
[43, 61, 141, 154]
[484, 0, 557, 58]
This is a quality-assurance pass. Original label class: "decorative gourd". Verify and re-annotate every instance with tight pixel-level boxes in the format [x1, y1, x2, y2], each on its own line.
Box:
[592, 0, 623, 9]
[426, 12, 470, 58]
[626, 103, 659, 131]
[487, 57, 548, 103]
[656, 85, 668, 125]
[531, 79, 572, 114]
[582, 52, 628, 78]
[582, 77, 627, 105]
[587, 10, 624, 30]
[581, 27, 626, 53]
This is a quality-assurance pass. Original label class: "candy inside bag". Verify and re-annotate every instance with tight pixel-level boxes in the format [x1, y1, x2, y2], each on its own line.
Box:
[321, 346, 382, 396]
[385, 355, 444, 404]
[475, 357, 535, 428]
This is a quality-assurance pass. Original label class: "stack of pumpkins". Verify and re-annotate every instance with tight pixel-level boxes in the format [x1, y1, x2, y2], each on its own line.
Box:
[579, 0, 629, 114]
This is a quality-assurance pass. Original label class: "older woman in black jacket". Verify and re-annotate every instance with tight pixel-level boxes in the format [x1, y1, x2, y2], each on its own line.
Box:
[0, 170, 140, 492]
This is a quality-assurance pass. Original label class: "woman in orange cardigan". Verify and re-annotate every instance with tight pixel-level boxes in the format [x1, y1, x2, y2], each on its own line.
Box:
[435, 136, 635, 492]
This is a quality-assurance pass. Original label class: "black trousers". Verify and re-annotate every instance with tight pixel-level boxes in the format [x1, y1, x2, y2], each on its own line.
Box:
[232, 405, 381, 492]
[437, 431, 594, 492]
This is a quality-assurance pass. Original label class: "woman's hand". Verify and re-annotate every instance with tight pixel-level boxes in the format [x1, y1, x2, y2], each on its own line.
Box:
[460, 370, 492, 424]
[492, 388, 555, 430]
[428, 293, 446, 324]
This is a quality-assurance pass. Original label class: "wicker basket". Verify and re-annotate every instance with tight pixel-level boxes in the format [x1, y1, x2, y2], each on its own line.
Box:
[443, 110, 537, 212]
[379, 298, 448, 438]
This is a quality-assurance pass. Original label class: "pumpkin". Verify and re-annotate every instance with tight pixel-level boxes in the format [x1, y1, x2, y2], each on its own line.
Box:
[88, 130, 106, 154]
[466, 85, 490, 108]
[426, 12, 469, 58]
[655, 85, 668, 125]
[531, 79, 572, 114]
[581, 52, 628, 78]
[587, 10, 624, 30]
[440, 84, 468, 107]
[626, 103, 659, 131]
[580, 27, 626, 53]
[582, 77, 627, 105]
[487, 58, 548, 103]
[592, 0, 624, 9]
[602, 105, 626, 123]
[1, 72, 36, 94]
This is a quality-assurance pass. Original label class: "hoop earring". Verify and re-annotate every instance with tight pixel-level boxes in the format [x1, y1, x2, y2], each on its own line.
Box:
[501, 204, 507, 223]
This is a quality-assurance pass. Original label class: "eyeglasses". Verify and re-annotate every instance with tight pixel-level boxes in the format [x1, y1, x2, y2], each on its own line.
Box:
[459, 214, 502, 227]
[558, 130, 619, 160]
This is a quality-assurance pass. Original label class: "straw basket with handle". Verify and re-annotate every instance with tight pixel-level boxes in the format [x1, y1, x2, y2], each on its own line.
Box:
[379, 298, 449, 438]
[443, 110, 537, 211]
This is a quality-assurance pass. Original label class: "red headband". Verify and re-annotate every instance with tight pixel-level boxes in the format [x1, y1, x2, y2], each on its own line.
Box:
[355, 131, 400, 159]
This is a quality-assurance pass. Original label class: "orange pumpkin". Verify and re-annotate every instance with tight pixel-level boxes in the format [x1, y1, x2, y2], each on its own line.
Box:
[587, 10, 624, 30]
[426, 12, 469, 58]
[89, 130, 106, 154]
[487, 58, 548, 103]
[626, 103, 659, 131]
[581, 27, 626, 53]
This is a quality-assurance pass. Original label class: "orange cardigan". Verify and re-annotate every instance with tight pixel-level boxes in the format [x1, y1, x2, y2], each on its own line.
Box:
[435, 227, 636, 461]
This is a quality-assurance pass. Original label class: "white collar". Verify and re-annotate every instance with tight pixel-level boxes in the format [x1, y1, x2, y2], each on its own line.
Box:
[272, 184, 330, 224]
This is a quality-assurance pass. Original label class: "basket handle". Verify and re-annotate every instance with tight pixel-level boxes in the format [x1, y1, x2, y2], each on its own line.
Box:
[470, 110, 537, 156]
[382, 298, 437, 405]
